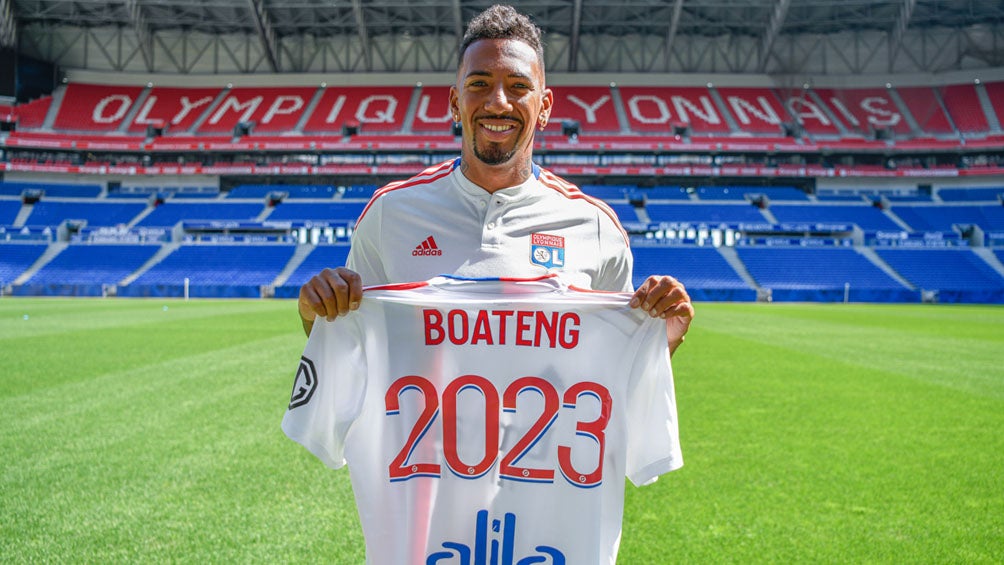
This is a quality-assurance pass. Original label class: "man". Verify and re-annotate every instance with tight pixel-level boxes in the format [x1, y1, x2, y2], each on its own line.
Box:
[297, 4, 694, 351]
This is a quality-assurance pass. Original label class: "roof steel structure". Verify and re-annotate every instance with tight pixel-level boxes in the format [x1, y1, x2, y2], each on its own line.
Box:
[4, 0, 1004, 75]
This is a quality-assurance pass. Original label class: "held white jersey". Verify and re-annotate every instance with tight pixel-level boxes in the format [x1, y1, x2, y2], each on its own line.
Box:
[347, 159, 634, 292]
[282, 275, 683, 565]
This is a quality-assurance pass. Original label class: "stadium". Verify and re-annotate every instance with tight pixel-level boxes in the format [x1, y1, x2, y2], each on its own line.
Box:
[1, 1, 1002, 563]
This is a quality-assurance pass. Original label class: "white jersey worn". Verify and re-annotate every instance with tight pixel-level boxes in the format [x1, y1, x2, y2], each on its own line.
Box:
[282, 275, 683, 565]
[347, 158, 634, 292]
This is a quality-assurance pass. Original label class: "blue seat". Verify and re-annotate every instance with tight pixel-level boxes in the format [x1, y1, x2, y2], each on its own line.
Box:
[136, 202, 264, 227]
[645, 203, 769, 225]
[131, 244, 296, 285]
[28, 244, 160, 284]
[25, 201, 146, 227]
[0, 243, 48, 284]
[283, 246, 352, 287]
[770, 204, 901, 230]
[267, 202, 367, 223]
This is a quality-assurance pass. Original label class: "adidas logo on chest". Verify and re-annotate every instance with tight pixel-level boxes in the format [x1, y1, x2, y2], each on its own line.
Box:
[412, 235, 442, 257]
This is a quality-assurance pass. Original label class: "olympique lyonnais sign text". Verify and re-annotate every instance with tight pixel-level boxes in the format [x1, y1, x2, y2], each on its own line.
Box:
[54, 83, 914, 136]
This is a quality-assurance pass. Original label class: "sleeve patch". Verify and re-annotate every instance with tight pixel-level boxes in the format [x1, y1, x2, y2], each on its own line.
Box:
[288, 356, 318, 409]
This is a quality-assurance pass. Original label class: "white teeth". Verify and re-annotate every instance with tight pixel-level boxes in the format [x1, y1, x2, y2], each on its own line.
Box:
[483, 124, 513, 132]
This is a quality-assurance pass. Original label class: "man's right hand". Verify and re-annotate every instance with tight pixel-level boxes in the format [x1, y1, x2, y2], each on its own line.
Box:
[297, 267, 364, 336]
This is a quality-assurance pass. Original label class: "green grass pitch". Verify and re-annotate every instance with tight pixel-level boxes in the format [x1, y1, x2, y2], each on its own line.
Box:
[1, 298, 1002, 563]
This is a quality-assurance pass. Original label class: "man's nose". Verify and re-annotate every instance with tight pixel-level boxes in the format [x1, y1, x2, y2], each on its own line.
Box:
[484, 85, 513, 113]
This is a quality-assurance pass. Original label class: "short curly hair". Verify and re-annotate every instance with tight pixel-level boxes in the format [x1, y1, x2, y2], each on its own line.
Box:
[459, 4, 545, 68]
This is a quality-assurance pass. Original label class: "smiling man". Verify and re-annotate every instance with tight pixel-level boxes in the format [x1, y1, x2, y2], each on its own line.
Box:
[297, 4, 694, 351]
[289, 5, 692, 563]
[450, 22, 553, 185]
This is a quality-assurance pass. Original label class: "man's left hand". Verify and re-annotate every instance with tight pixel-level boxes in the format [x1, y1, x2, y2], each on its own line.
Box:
[630, 275, 694, 356]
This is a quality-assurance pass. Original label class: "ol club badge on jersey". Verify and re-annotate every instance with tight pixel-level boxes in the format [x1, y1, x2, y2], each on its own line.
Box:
[530, 233, 565, 269]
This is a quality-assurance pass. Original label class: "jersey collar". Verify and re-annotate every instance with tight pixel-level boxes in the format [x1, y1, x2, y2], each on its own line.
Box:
[451, 159, 542, 201]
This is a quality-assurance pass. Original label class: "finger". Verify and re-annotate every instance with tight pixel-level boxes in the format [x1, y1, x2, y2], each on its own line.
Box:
[629, 276, 659, 308]
[319, 268, 354, 318]
[339, 268, 364, 312]
[662, 299, 695, 320]
[298, 284, 322, 321]
[631, 276, 679, 311]
[648, 288, 689, 318]
[310, 273, 340, 321]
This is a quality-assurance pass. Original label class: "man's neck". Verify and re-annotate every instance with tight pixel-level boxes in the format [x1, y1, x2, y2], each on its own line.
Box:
[459, 156, 535, 193]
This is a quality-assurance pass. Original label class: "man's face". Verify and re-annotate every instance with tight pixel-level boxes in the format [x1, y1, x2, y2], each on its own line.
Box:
[450, 38, 552, 167]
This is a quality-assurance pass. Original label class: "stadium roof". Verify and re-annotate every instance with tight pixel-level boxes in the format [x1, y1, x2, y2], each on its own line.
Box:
[5, 0, 1004, 75]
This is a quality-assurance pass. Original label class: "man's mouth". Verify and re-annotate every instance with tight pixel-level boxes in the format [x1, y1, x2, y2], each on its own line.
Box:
[476, 117, 522, 135]
[482, 123, 515, 132]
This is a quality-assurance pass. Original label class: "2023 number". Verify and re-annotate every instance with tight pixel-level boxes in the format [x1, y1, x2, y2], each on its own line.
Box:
[384, 375, 611, 488]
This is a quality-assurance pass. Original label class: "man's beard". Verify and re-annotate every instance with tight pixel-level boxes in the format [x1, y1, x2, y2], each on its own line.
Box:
[473, 141, 518, 165]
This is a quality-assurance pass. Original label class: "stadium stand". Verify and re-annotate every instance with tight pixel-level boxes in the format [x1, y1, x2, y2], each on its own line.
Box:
[52, 83, 146, 132]
[736, 246, 918, 302]
[3, 73, 1004, 304]
[618, 87, 731, 134]
[122, 244, 297, 298]
[10, 96, 52, 129]
[266, 202, 367, 222]
[937, 187, 1004, 202]
[984, 82, 1004, 129]
[580, 184, 635, 201]
[0, 181, 102, 198]
[342, 185, 379, 199]
[713, 88, 788, 134]
[694, 186, 808, 201]
[939, 84, 990, 134]
[197, 86, 318, 135]
[6, 77, 1003, 148]
[410, 86, 454, 133]
[156, 188, 221, 199]
[113, 185, 219, 199]
[227, 184, 338, 199]
[774, 87, 843, 136]
[814, 192, 869, 202]
[136, 202, 264, 227]
[890, 204, 1004, 232]
[0, 200, 21, 224]
[885, 193, 933, 203]
[605, 202, 641, 224]
[631, 245, 756, 301]
[275, 245, 352, 294]
[811, 88, 912, 137]
[874, 248, 1004, 302]
[646, 203, 769, 225]
[301, 86, 413, 134]
[641, 186, 692, 201]
[125, 86, 222, 135]
[0, 244, 49, 285]
[18, 244, 161, 296]
[893, 88, 953, 135]
[546, 86, 620, 134]
[769, 204, 902, 231]
[24, 201, 147, 227]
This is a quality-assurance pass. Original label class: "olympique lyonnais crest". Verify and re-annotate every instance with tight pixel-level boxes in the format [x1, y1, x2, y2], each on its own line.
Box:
[289, 356, 318, 409]
[530, 233, 565, 269]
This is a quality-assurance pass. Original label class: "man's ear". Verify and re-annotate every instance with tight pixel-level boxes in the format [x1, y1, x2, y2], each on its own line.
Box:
[448, 86, 460, 121]
[539, 87, 554, 128]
